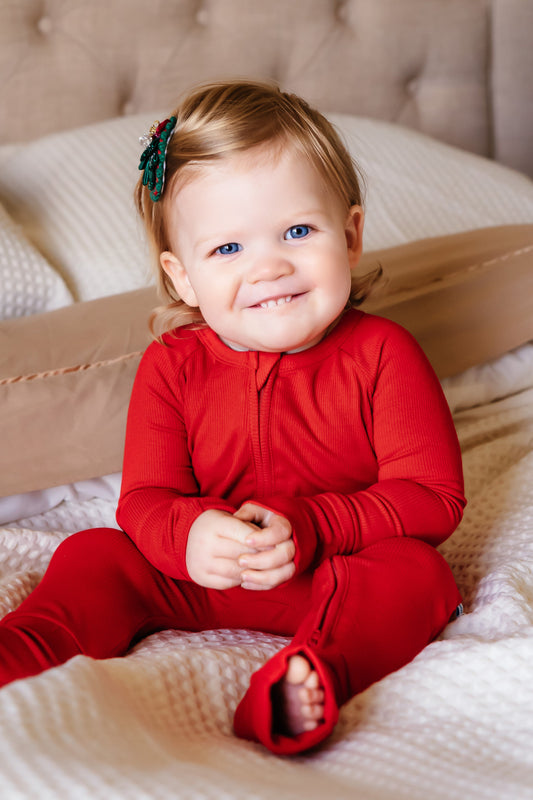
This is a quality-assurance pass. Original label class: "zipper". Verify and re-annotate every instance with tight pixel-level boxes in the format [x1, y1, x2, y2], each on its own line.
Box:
[309, 560, 339, 646]
[250, 352, 280, 496]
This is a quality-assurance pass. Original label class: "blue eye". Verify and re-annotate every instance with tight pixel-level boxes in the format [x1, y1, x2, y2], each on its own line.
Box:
[215, 242, 242, 256]
[285, 225, 311, 240]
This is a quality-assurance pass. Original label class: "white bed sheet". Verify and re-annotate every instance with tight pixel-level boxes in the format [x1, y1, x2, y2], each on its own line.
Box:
[0, 345, 532, 799]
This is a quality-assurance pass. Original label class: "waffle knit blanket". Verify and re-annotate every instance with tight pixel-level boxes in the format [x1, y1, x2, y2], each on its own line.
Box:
[0, 349, 532, 799]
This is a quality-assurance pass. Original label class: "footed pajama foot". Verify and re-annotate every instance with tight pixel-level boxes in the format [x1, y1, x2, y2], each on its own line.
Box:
[233, 645, 339, 755]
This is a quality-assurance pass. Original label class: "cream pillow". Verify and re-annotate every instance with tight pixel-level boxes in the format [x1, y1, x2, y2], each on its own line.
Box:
[329, 113, 533, 250]
[0, 200, 72, 320]
[0, 112, 532, 303]
[0, 117, 154, 302]
[441, 341, 533, 415]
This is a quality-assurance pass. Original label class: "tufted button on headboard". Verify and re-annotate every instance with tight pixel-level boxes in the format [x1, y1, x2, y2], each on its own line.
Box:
[1, 0, 532, 176]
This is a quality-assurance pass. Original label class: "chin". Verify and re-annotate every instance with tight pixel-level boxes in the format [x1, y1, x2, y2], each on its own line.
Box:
[259, 335, 321, 353]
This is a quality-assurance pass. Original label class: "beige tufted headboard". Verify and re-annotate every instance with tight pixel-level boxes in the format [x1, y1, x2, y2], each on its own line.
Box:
[2, 0, 532, 176]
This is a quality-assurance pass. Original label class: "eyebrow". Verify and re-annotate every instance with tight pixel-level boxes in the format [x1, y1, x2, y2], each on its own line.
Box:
[288, 207, 339, 225]
[194, 232, 243, 252]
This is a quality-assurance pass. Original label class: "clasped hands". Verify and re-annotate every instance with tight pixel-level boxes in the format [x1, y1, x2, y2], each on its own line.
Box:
[185, 504, 295, 590]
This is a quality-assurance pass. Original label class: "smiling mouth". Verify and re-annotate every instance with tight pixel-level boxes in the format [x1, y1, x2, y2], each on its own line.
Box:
[251, 293, 303, 309]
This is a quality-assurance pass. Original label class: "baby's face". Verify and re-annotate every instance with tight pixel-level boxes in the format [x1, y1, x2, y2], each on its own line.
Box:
[161, 144, 363, 353]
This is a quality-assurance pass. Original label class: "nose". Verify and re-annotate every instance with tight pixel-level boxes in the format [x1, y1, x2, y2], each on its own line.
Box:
[246, 253, 294, 284]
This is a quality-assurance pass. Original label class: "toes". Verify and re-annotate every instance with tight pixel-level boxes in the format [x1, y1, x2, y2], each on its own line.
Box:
[301, 702, 325, 721]
[303, 670, 320, 690]
[298, 687, 325, 705]
[286, 654, 311, 685]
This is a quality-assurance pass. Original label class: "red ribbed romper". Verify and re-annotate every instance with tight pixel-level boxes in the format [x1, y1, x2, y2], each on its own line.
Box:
[0, 310, 465, 754]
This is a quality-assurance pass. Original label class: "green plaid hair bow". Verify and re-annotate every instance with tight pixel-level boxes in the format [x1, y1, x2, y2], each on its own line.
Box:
[138, 116, 177, 202]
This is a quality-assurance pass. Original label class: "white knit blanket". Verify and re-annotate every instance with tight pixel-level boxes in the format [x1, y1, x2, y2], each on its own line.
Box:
[1, 347, 532, 799]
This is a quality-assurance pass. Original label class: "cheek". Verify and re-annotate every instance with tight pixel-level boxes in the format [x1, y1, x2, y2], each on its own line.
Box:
[338, 274, 352, 309]
[192, 279, 229, 323]
[327, 249, 353, 291]
[327, 257, 352, 310]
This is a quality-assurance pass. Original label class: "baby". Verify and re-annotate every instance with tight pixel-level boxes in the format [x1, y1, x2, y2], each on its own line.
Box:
[0, 81, 465, 755]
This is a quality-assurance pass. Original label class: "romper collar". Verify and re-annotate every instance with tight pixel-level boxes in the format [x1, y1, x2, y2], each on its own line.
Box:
[197, 309, 363, 373]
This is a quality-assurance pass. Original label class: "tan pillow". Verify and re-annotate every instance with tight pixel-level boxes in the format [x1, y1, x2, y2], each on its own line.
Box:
[1, 225, 531, 497]
[0, 288, 157, 497]
[360, 224, 533, 378]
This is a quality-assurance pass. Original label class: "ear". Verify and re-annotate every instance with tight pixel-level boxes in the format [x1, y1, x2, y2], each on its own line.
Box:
[159, 251, 199, 308]
[344, 205, 364, 270]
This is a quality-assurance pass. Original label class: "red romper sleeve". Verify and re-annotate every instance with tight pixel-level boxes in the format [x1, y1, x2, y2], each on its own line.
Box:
[116, 338, 236, 580]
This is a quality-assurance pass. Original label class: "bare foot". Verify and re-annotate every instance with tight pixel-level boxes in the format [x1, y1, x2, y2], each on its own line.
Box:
[272, 654, 325, 736]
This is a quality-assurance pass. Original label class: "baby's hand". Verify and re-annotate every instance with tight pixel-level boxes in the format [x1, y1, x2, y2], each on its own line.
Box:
[186, 509, 259, 590]
[233, 503, 295, 590]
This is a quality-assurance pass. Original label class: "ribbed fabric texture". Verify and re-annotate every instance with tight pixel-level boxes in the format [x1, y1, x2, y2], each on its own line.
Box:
[117, 310, 465, 580]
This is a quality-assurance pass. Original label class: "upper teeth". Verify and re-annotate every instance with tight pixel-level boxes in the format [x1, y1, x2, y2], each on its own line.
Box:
[259, 296, 292, 309]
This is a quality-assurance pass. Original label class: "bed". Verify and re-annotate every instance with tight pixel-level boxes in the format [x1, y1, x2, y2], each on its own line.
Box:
[1, 1, 533, 797]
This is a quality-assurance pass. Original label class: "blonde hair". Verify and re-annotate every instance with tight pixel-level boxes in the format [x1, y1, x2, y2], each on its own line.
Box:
[134, 80, 380, 339]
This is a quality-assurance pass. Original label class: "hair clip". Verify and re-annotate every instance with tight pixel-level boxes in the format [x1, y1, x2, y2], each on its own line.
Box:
[138, 116, 177, 202]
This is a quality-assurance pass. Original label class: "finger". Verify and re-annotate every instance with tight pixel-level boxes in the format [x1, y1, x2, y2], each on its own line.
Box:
[212, 538, 258, 560]
[201, 573, 243, 591]
[241, 561, 296, 591]
[233, 503, 263, 523]
[217, 515, 261, 546]
[234, 502, 273, 526]
[245, 518, 292, 548]
[238, 540, 294, 571]
[207, 557, 243, 584]
[193, 556, 243, 590]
